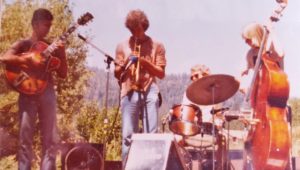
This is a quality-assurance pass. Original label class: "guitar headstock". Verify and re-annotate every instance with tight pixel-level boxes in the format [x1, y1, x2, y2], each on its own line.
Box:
[77, 12, 94, 25]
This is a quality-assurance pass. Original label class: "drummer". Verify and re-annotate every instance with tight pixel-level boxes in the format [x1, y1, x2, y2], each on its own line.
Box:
[182, 64, 224, 127]
[181, 64, 228, 170]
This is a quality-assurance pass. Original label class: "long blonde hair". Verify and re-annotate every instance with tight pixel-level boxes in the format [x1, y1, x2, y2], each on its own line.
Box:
[242, 23, 264, 48]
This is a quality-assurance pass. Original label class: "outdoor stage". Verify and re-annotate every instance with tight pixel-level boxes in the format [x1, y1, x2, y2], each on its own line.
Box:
[73, 133, 298, 170]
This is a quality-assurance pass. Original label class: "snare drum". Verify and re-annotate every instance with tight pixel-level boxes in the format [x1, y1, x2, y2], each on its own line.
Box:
[169, 104, 201, 136]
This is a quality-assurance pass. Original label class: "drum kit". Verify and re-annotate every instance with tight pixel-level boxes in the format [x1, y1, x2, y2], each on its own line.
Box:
[166, 74, 254, 170]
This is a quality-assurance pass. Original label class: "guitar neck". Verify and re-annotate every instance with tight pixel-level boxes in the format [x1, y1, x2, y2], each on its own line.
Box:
[245, 26, 270, 102]
[41, 12, 94, 58]
[41, 23, 79, 58]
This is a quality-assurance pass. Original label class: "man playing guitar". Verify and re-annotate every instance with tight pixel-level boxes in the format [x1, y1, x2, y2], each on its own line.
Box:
[0, 8, 67, 169]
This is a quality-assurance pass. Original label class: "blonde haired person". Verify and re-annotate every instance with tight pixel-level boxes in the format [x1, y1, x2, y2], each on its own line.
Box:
[241, 0, 288, 77]
[241, 22, 284, 76]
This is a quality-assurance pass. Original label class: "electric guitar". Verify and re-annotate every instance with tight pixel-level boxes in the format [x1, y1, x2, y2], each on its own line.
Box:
[5, 12, 93, 95]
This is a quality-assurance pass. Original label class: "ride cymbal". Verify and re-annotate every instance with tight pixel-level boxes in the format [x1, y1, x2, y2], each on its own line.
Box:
[186, 74, 240, 105]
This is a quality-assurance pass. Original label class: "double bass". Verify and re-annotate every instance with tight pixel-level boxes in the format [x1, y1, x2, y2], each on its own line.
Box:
[245, 1, 291, 169]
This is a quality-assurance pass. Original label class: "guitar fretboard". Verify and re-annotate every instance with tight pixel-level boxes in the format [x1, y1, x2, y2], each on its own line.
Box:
[41, 23, 79, 58]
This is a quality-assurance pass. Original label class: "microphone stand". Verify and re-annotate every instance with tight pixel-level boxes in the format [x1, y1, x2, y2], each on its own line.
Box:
[78, 34, 121, 165]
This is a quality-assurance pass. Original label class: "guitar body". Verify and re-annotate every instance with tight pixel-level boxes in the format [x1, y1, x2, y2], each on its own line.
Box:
[5, 41, 60, 95]
[250, 55, 290, 170]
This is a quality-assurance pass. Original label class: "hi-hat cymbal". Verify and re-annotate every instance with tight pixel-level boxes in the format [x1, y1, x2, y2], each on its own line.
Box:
[186, 74, 240, 105]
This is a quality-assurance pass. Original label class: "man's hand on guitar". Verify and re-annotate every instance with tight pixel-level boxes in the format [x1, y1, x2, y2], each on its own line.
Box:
[24, 53, 45, 69]
[53, 40, 65, 49]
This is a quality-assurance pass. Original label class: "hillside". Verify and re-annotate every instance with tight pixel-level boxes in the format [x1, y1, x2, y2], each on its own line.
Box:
[85, 68, 247, 123]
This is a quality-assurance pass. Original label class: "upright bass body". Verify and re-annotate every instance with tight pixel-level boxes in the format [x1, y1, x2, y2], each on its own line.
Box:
[250, 54, 291, 170]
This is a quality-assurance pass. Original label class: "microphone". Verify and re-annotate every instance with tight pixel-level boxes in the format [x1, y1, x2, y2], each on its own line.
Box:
[123, 55, 138, 71]
[210, 107, 230, 114]
[119, 56, 138, 81]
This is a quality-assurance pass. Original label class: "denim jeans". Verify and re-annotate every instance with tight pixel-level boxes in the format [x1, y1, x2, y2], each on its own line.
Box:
[121, 83, 160, 162]
[18, 84, 58, 170]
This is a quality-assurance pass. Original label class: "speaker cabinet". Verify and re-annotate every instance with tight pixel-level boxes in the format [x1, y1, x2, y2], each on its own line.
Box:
[125, 134, 190, 170]
[61, 143, 104, 170]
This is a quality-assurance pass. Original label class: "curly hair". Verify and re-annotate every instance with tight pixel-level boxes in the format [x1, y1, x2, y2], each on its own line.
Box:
[125, 9, 149, 31]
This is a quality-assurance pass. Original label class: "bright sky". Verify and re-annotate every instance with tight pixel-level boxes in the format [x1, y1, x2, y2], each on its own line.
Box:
[69, 0, 300, 98]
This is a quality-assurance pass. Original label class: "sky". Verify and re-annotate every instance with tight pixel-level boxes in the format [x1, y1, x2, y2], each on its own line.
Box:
[68, 0, 300, 98]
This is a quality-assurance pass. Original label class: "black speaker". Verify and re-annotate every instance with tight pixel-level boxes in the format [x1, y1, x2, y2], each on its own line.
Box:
[60, 143, 104, 170]
[125, 134, 191, 170]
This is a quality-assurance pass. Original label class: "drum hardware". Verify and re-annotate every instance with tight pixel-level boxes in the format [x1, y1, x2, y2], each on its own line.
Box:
[210, 107, 230, 115]
[211, 107, 218, 170]
[221, 111, 261, 170]
[224, 114, 236, 170]
[173, 116, 231, 170]
[186, 74, 240, 170]
[161, 113, 171, 133]
[224, 113, 260, 125]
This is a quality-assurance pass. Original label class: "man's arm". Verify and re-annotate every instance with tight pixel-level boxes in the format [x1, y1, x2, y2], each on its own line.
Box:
[140, 58, 165, 79]
[0, 41, 32, 66]
[140, 42, 166, 79]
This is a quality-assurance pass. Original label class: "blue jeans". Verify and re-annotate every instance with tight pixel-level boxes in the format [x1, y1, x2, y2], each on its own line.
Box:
[18, 84, 58, 170]
[121, 83, 160, 162]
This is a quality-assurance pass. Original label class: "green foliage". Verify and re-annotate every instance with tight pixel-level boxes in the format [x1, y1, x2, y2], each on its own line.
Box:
[289, 98, 300, 127]
[75, 102, 122, 160]
[0, 92, 19, 157]
[0, 0, 45, 51]
[85, 68, 120, 108]
[288, 97, 300, 156]
[0, 155, 18, 170]
[0, 0, 37, 94]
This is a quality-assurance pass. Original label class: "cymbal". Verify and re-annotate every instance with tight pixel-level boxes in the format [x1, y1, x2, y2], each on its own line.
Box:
[186, 74, 240, 105]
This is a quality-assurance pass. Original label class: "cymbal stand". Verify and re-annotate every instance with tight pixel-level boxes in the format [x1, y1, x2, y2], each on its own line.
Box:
[210, 85, 216, 170]
[161, 113, 170, 133]
[224, 115, 237, 170]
